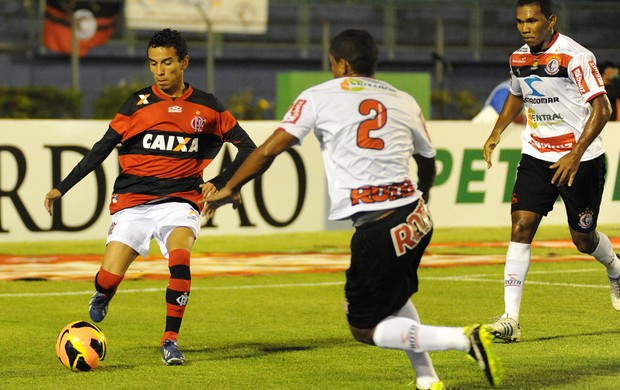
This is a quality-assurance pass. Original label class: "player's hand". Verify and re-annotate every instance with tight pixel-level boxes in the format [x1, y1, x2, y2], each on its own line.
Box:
[200, 187, 242, 218]
[483, 132, 501, 169]
[549, 152, 580, 187]
[44, 189, 62, 216]
[200, 182, 218, 198]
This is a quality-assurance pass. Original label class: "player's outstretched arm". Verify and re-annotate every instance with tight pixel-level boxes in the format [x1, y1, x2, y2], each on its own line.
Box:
[46, 128, 121, 215]
[202, 129, 298, 215]
[206, 124, 257, 190]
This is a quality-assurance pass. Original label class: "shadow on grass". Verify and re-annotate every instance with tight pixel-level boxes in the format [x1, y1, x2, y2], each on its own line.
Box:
[495, 327, 620, 343]
[183, 336, 356, 361]
[483, 328, 620, 389]
[497, 360, 620, 389]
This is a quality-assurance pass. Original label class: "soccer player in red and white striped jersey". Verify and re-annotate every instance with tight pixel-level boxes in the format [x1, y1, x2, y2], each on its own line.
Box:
[483, 0, 619, 342]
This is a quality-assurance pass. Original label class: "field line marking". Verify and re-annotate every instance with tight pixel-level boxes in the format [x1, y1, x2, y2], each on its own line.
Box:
[424, 276, 608, 289]
[0, 281, 344, 298]
[1, 270, 609, 298]
[460, 268, 600, 278]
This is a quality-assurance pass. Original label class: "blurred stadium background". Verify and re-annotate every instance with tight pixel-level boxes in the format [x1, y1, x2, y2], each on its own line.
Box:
[1, 0, 619, 120]
[1, 0, 620, 243]
[2, 4, 620, 387]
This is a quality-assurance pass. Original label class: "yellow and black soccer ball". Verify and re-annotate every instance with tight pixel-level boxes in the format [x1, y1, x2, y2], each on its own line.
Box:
[55, 321, 107, 372]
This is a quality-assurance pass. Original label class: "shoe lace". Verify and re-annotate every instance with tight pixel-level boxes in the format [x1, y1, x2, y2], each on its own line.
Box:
[163, 341, 182, 356]
[91, 293, 108, 308]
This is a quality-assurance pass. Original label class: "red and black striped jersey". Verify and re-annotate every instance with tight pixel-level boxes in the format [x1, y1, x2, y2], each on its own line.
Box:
[56, 83, 256, 214]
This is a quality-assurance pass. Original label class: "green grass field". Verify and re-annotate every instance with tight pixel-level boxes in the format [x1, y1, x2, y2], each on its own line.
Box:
[2, 226, 620, 389]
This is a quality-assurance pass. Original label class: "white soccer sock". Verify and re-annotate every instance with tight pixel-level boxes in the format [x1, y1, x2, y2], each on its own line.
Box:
[591, 232, 620, 278]
[373, 316, 469, 353]
[394, 301, 439, 389]
[503, 241, 531, 322]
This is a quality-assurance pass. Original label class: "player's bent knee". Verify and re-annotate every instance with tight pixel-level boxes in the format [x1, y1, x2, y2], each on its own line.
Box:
[571, 231, 598, 254]
[349, 325, 375, 345]
[574, 239, 596, 254]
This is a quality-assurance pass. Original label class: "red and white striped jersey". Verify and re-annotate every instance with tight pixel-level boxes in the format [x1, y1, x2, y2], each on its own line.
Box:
[509, 33, 607, 162]
[278, 76, 436, 220]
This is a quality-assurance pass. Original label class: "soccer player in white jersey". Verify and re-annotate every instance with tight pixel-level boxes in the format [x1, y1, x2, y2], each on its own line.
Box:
[483, 0, 618, 342]
[204, 29, 503, 389]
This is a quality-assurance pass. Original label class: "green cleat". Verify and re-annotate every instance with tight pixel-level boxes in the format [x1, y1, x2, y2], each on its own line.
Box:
[416, 381, 445, 390]
[465, 324, 503, 387]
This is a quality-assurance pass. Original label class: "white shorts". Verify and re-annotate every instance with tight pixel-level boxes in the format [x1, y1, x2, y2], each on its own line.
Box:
[107, 202, 201, 258]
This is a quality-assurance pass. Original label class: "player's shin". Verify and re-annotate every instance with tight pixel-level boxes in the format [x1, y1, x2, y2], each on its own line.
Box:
[503, 242, 531, 321]
[162, 249, 191, 343]
[373, 317, 469, 352]
[394, 301, 440, 386]
[591, 232, 620, 277]
[94, 268, 123, 297]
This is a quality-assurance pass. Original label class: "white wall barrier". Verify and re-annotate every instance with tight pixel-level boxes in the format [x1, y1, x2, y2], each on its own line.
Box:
[1, 120, 619, 242]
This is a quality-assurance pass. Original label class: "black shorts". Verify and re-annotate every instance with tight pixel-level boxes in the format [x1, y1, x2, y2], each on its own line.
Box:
[344, 200, 433, 329]
[511, 154, 606, 232]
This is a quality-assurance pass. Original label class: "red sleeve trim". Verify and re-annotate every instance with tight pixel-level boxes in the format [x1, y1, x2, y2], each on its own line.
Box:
[586, 91, 607, 103]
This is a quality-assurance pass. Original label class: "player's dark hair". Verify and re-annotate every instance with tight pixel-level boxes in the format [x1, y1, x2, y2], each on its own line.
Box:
[517, 0, 555, 19]
[148, 28, 188, 60]
[329, 29, 378, 77]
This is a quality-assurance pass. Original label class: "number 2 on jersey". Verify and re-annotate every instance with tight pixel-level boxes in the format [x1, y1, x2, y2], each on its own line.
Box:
[357, 99, 387, 150]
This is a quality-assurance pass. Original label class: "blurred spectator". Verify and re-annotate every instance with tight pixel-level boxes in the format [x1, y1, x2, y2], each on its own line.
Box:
[599, 61, 620, 121]
[473, 80, 526, 124]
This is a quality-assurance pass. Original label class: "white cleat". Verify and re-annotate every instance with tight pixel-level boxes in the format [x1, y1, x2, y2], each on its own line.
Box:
[486, 315, 521, 342]
[608, 275, 620, 311]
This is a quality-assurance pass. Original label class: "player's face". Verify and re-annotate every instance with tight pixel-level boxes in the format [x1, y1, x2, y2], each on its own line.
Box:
[148, 46, 188, 97]
[515, 4, 556, 50]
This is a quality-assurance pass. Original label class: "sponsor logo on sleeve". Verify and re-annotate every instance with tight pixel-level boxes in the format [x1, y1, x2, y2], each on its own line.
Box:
[137, 94, 150, 105]
[282, 99, 307, 124]
[590, 60, 605, 87]
[572, 66, 590, 95]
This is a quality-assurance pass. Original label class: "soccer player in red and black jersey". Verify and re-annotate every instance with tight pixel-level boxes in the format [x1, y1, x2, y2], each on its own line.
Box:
[44, 28, 256, 365]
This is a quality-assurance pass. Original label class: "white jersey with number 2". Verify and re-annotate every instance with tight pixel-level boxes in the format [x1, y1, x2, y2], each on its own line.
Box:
[278, 76, 436, 220]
